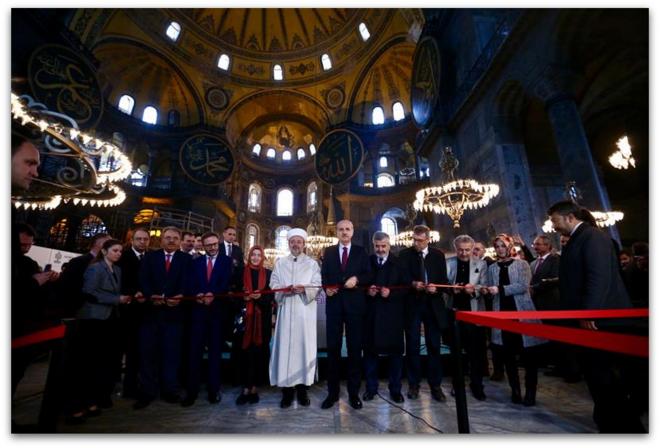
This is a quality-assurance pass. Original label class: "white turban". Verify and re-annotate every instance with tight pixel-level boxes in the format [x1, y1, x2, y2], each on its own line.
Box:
[287, 228, 308, 241]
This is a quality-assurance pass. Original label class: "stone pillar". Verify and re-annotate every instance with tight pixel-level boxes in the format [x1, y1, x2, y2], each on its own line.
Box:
[534, 67, 619, 241]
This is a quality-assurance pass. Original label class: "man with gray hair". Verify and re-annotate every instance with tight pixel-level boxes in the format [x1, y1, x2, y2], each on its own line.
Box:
[446, 234, 488, 400]
[362, 231, 410, 403]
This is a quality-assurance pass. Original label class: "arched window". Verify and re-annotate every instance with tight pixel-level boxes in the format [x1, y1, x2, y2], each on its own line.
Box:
[297, 148, 306, 160]
[245, 223, 259, 249]
[275, 225, 291, 253]
[76, 215, 108, 249]
[118, 95, 135, 115]
[321, 53, 332, 71]
[277, 188, 294, 216]
[307, 181, 318, 213]
[379, 156, 388, 168]
[377, 173, 395, 188]
[48, 218, 70, 248]
[372, 106, 385, 125]
[252, 143, 262, 156]
[392, 102, 405, 121]
[142, 106, 158, 124]
[217, 54, 230, 71]
[273, 64, 283, 81]
[309, 143, 316, 155]
[380, 216, 397, 238]
[266, 148, 276, 159]
[166, 21, 181, 41]
[358, 22, 371, 41]
[282, 150, 292, 161]
[247, 183, 262, 213]
[167, 109, 180, 126]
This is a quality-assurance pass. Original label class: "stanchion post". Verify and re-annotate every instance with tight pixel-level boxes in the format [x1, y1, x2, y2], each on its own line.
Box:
[450, 309, 470, 433]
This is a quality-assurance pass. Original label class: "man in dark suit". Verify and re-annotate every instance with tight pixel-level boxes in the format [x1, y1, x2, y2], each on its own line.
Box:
[548, 200, 644, 433]
[134, 226, 192, 410]
[182, 231, 232, 406]
[399, 225, 449, 402]
[218, 226, 245, 366]
[321, 219, 372, 410]
[529, 235, 560, 311]
[57, 233, 111, 317]
[363, 231, 408, 403]
[115, 228, 150, 398]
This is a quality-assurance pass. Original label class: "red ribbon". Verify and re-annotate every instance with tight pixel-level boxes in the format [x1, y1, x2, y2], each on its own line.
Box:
[12, 325, 66, 350]
[456, 309, 648, 358]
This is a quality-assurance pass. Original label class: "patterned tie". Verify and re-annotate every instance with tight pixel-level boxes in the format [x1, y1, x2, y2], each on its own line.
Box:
[207, 256, 213, 282]
[419, 251, 427, 283]
[378, 257, 384, 266]
[341, 246, 348, 271]
[165, 253, 172, 273]
[227, 243, 232, 257]
[534, 256, 544, 275]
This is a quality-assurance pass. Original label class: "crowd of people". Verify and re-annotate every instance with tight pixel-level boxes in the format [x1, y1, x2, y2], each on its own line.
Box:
[11, 129, 648, 433]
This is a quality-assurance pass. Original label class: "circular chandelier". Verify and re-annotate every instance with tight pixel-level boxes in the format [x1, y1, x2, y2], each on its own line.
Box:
[413, 147, 499, 228]
[393, 230, 440, 247]
[11, 92, 132, 210]
[306, 235, 338, 259]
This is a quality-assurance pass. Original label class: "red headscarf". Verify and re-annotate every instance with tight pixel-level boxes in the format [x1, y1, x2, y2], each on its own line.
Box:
[242, 245, 266, 348]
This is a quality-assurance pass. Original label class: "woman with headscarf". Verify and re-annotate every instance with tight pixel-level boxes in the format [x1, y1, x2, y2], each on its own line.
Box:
[481, 233, 546, 406]
[234, 245, 273, 405]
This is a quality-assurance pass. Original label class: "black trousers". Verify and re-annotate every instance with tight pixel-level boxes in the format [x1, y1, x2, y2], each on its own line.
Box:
[326, 312, 363, 397]
[498, 333, 540, 394]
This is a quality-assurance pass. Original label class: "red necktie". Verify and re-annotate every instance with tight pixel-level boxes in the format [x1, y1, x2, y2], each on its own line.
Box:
[207, 257, 213, 282]
[165, 253, 172, 273]
[341, 246, 348, 271]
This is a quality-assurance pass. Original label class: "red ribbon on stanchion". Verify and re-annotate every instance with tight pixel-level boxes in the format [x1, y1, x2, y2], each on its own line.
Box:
[456, 309, 648, 358]
[12, 325, 66, 350]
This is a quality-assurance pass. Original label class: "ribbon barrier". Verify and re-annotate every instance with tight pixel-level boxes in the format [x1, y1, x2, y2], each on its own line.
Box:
[12, 325, 66, 350]
[455, 309, 649, 358]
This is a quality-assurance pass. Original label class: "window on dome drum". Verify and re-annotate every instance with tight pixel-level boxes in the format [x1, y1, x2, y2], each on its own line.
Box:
[372, 106, 385, 125]
[297, 148, 306, 160]
[275, 225, 291, 253]
[309, 144, 316, 155]
[130, 169, 147, 187]
[166, 21, 181, 41]
[217, 54, 230, 71]
[392, 102, 405, 121]
[248, 183, 262, 213]
[277, 188, 294, 216]
[118, 95, 135, 115]
[380, 217, 397, 238]
[142, 106, 158, 124]
[359, 22, 370, 41]
[168, 110, 180, 126]
[377, 173, 395, 188]
[379, 156, 388, 168]
[246, 224, 259, 249]
[273, 64, 283, 81]
[266, 148, 276, 159]
[252, 143, 262, 156]
[282, 150, 292, 161]
[76, 215, 108, 248]
[307, 182, 318, 213]
[321, 53, 332, 71]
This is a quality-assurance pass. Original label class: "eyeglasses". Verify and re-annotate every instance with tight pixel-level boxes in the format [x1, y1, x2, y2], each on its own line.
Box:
[204, 242, 219, 248]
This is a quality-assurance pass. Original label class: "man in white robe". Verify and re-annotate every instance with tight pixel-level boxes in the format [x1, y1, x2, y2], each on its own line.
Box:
[269, 228, 322, 408]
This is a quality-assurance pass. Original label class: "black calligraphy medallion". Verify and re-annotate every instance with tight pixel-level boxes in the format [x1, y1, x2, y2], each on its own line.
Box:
[179, 134, 235, 185]
[411, 36, 441, 129]
[28, 44, 104, 128]
[315, 129, 364, 185]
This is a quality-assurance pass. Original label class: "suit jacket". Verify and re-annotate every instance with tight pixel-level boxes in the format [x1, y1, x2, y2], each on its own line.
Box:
[559, 223, 632, 328]
[365, 254, 409, 353]
[186, 254, 232, 296]
[446, 256, 487, 312]
[78, 262, 122, 320]
[321, 243, 372, 316]
[220, 241, 244, 290]
[399, 246, 450, 328]
[116, 247, 146, 295]
[139, 249, 191, 300]
[529, 253, 560, 311]
[56, 252, 95, 315]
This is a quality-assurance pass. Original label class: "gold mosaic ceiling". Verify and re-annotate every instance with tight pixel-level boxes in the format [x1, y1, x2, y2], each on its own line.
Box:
[69, 8, 424, 168]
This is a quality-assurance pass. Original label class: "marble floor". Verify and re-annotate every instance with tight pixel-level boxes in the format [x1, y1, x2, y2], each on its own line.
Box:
[11, 355, 626, 435]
